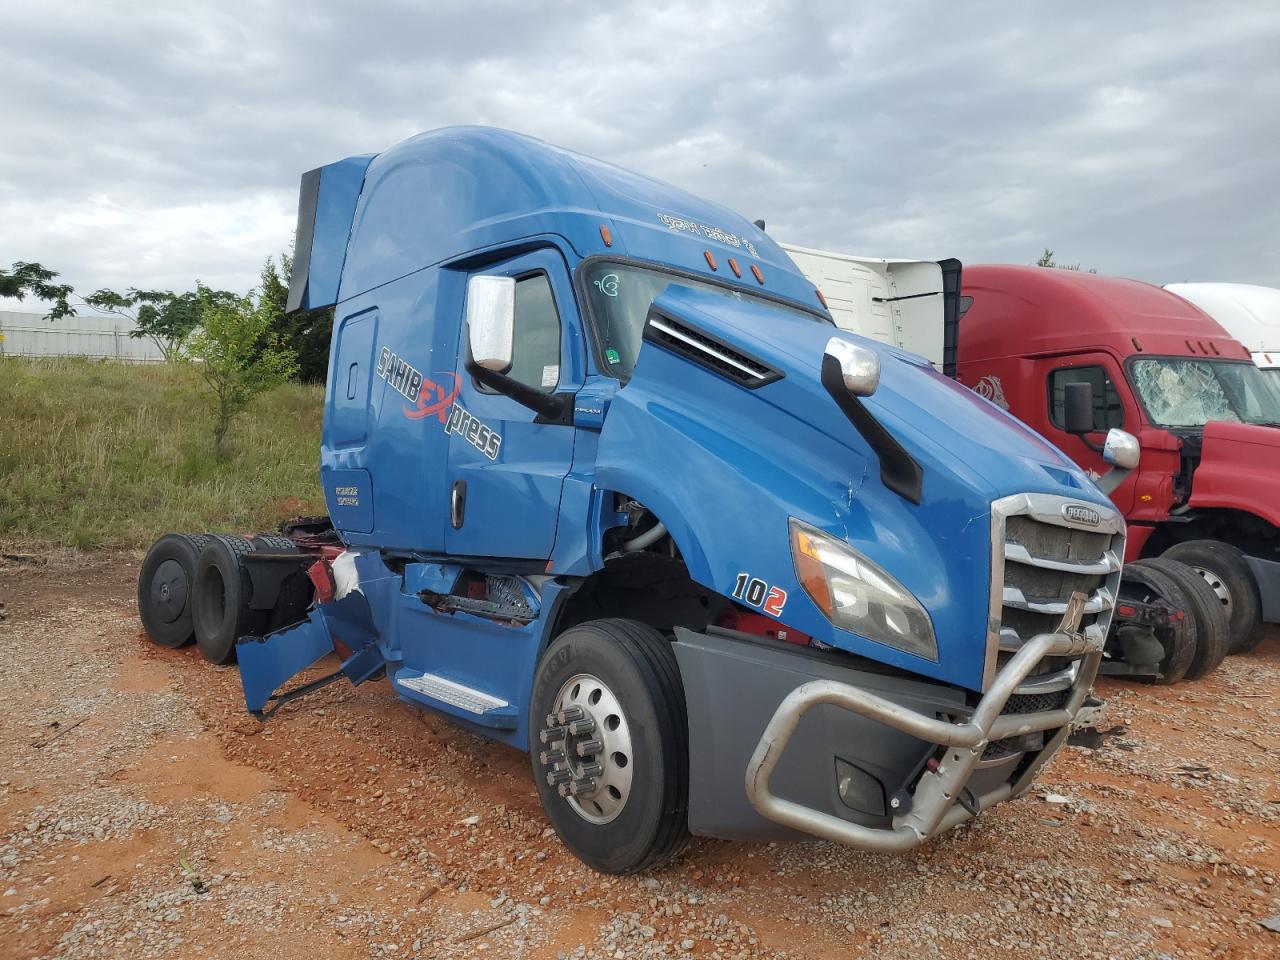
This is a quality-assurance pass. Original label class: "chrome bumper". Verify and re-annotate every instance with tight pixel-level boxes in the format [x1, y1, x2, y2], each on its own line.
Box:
[743, 629, 1100, 853]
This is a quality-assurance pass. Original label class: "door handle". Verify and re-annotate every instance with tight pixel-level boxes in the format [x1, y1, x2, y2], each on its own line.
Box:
[450, 480, 466, 529]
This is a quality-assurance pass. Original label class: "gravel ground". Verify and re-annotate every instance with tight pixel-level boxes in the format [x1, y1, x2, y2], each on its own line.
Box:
[1, 551, 1277, 959]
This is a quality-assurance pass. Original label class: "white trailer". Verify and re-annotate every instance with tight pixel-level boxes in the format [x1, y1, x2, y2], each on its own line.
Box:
[778, 244, 959, 370]
[1164, 283, 1280, 377]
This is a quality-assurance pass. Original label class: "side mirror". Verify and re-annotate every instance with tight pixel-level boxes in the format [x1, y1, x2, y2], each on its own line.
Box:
[824, 337, 880, 397]
[466, 275, 516, 373]
[1062, 381, 1095, 434]
[1102, 428, 1140, 470]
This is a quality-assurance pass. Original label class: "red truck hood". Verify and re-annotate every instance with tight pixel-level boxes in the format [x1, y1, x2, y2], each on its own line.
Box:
[1187, 421, 1280, 527]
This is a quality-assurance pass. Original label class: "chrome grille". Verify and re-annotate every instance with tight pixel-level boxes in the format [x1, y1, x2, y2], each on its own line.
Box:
[983, 493, 1126, 689]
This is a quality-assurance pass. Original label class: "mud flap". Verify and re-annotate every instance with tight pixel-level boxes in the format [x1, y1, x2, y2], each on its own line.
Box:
[237, 614, 335, 715]
[1245, 554, 1280, 623]
[237, 588, 386, 716]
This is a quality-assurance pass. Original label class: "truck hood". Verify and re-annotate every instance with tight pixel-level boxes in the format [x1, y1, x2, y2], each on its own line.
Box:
[1188, 420, 1280, 527]
[595, 287, 1116, 692]
[648, 287, 1096, 502]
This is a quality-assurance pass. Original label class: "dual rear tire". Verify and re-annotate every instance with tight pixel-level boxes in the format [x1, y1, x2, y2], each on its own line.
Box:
[1119, 561, 1198, 684]
[136, 534, 212, 648]
[1140, 558, 1229, 681]
[138, 533, 302, 664]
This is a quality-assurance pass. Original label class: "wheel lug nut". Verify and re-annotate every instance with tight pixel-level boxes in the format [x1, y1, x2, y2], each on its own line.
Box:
[539, 725, 566, 745]
[567, 718, 595, 736]
[568, 777, 596, 796]
[576, 738, 603, 758]
[577, 761, 603, 778]
[557, 705, 585, 724]
[547, 768, 572, 786]
[539, 748, 565, 765]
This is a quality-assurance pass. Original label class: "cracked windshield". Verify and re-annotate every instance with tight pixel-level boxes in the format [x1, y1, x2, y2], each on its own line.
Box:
[1131, 357, 1280, 428]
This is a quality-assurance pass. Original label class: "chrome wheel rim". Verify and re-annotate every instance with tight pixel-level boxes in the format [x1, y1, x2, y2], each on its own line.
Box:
[1191, 565, 1233, 617]
[540, 673, 633, 825]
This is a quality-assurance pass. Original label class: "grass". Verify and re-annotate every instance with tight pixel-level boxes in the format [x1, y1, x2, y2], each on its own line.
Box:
[0, 357, 324, 550]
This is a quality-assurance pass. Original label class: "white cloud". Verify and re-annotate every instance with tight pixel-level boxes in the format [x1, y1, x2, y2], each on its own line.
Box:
[2, 0, 1278, 307]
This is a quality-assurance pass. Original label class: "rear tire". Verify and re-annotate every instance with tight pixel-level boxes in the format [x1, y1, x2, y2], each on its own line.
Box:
[529, 619, 689, 874]
[1121, 561, 1197, 684]
[1162, 540, 1265, 654]
[137, 533, 211, 648]
[192, 535, 264, 664]
[1142, 557, 1230, 680]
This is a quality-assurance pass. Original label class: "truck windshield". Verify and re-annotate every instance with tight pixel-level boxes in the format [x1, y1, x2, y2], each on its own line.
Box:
[582, 261, 825, 378]
[1130, 358, 1280, 428]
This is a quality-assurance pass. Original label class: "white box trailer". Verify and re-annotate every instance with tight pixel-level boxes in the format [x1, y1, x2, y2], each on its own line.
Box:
[778, 243, 960, 371]
[1164, 282, 1280, 376]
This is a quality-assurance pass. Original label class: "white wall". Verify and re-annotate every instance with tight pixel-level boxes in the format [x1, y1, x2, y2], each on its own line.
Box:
[0, 310, 165, 362]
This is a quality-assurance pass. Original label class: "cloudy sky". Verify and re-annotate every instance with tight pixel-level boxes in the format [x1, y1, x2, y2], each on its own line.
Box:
[2, 0, 1278, 312]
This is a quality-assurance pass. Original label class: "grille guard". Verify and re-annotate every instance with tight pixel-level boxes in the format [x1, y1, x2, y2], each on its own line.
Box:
[744, 619, 1100, 853]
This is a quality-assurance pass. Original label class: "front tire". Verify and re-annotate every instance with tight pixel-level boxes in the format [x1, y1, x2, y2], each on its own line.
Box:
[1163, 540, 1265, 654]
[529, 619, 689, 874]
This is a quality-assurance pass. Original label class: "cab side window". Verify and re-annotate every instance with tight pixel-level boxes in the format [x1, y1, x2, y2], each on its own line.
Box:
[505, 273, 561, 393]
[1049, 366, 1123, 431]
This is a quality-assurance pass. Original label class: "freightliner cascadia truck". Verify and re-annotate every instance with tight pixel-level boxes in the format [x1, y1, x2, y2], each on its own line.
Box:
[786, 248, 1278, 678]
[138, 128, 1130, 874]
[959, 266, 1280, 657]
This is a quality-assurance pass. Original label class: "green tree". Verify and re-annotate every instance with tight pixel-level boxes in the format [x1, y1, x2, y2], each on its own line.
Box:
[82, 286, 240, 361]
[1035, 249, 1097, 273]
[259, 252, 332, 383]
[0, 261, 76, 319]
[184, 285, 298, 457]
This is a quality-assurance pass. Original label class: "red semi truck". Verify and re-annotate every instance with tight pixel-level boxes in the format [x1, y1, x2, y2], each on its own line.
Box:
[956, 266, 1280, 653]
[783, 250, 1280, 675]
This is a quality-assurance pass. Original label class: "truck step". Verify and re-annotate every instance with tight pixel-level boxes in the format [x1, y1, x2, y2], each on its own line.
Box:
[393, 669, 518, 729]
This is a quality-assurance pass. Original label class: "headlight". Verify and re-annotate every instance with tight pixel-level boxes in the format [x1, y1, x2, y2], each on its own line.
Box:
[789, 519, 937, 660]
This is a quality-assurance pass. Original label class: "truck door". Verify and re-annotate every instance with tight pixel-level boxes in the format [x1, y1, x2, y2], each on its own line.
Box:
[444, 248, 578, 559]
[1040, 353, 1139, 513]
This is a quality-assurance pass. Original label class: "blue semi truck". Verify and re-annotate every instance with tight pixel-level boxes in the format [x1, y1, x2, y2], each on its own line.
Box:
[138, 127, 1131, 873]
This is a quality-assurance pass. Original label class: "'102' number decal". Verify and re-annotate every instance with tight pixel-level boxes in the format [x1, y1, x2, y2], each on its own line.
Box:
[732, 573, 788, 617]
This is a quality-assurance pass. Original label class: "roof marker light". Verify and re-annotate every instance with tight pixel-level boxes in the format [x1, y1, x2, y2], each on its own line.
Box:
[1131, 337, 1144, 352]
[751, 264, 765, 284]
[1185, 339, 1196, 353]
[1197, 340, 1209, 354]
[704, 250, 718, 271]
[599, 225, 613, 247]
[1209, 341, 1220, 355]
[815, 288, 829, 309]
[727, 257, 742, 278]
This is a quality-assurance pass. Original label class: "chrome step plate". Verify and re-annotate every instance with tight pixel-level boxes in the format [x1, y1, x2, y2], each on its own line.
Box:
[397, 672, 509, 715]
